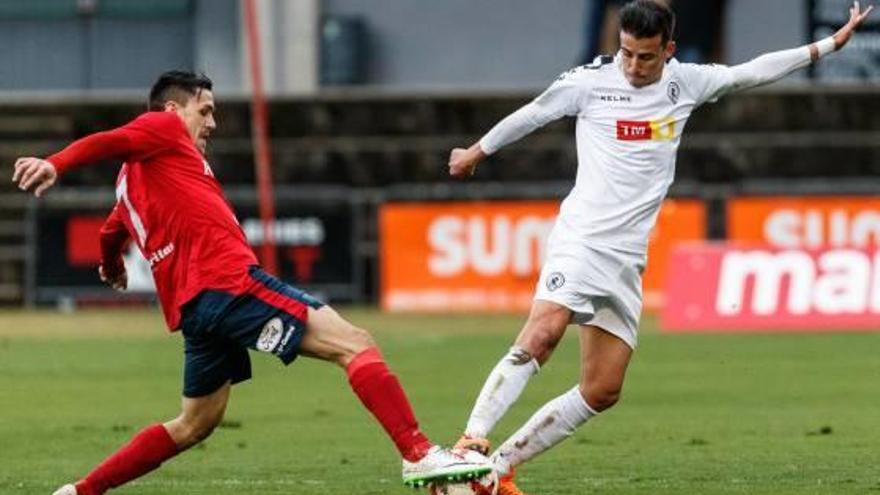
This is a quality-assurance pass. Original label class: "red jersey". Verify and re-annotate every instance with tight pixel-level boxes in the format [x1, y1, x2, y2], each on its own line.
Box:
[48, 111, 259, 330]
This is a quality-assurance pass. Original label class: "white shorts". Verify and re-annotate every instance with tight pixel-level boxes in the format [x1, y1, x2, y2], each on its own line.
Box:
[533, 241, 644, 349]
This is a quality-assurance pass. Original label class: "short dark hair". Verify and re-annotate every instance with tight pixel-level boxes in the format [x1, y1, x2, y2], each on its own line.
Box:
[148, 70, 213, 111]
[619, 0, 676, 45]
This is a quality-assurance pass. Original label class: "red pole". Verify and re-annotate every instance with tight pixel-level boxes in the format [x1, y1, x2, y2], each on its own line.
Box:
[243, 0, 279, 275]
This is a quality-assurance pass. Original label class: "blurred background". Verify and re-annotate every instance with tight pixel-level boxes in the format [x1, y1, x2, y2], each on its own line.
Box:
[0, 0, 878, 333]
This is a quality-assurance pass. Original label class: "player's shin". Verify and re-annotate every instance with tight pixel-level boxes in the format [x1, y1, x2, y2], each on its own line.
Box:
[491, 386, 596, 475]
[464, 347, 540, 439]
[346, 347, 433, 462]
[75, 424, 179, 495]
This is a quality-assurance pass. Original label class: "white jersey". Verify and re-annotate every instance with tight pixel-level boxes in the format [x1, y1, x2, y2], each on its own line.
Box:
[480, 47, 814, 257]
[478, 46, 818, 344]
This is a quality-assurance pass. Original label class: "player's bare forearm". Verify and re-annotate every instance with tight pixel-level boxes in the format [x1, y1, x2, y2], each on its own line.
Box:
[448, 142, 487, 179]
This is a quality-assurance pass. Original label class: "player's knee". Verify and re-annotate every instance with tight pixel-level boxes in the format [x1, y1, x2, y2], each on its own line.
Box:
[579, 383, 622, 412]
[189, 421, 218, 445]
[520, 326, 563, 363]
[519, 307, 568, 363]
[172, 410, 224, 448]
[332, 325, 375, 367]
[349, 325, 375, 351]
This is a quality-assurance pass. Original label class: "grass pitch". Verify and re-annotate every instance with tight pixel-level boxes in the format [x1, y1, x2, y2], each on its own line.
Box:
[1, 308, 879, 495]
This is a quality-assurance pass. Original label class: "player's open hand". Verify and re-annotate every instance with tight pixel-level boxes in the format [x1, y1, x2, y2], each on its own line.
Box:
[99, 263, 128, 291]
[833, 1, 874, 49]
[449, 145, 485, 179]
[12, 157, 58, 197]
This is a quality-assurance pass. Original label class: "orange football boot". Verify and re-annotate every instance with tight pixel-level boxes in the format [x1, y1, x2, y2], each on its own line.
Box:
[497, 468, 529, 495]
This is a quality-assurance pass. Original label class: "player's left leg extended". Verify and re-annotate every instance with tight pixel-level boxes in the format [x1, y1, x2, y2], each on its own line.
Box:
[491, 324, 632, 477]
[458, 300, 572, 451]
[300, 305, 491, 486]
[60, 383, 231, 495]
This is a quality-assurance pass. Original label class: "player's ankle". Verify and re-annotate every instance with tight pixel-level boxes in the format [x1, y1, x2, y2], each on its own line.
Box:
[74, 480, 98, 495]
[403, 439, 434, 462]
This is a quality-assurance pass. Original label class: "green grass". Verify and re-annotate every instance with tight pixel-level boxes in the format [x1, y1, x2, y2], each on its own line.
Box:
[1, 308, 879, 494]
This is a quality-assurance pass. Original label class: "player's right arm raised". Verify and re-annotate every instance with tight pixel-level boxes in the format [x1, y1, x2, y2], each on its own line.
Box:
[449, 68, 589, 179]
[734, 1, 871, 88]
[12, 130, 131, 197]
[11, 112, 180, 196]
[692, 1, 873, 104]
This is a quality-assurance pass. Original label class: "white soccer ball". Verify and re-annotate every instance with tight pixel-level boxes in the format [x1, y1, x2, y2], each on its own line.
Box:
[428, 474, 497, 495]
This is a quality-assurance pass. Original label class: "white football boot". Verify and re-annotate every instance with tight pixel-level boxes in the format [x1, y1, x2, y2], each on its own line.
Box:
[402, 446, 492, 488]
[51, 484, 77, 495]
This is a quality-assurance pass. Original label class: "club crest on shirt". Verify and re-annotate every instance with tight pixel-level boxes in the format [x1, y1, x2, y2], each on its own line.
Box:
[546, 272, 566, 291]
[667, 81, 681, 104]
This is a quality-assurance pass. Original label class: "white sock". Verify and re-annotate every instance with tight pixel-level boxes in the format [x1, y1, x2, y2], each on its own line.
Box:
[491, 386, 597, 475]
[464, 347, 540, 439]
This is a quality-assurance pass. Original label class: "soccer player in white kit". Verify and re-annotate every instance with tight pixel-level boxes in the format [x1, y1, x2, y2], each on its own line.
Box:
[447, 1, 873, 493]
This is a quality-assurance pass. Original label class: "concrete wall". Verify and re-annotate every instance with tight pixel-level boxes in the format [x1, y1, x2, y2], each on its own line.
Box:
[0, 0, 814, 93]
[725, 0, 807, 64]
[194, 0, 241, 94]
[323, 0, 811, 89]
[323, 0, 589, 89]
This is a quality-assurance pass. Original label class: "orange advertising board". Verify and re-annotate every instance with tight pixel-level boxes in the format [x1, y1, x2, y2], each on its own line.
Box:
[643, 199, 707, 308]
[728, 196, 880, 248]
[381, 199, 705, 312]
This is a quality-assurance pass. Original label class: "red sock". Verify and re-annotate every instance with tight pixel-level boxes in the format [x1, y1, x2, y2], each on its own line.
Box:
[75, 424, 178, 495]
[347, 347, 433, 462]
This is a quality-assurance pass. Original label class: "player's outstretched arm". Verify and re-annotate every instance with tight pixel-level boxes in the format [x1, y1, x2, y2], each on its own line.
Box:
[726, 1, 873, 93]
[447, 103, 551, 180]
[448, 69, 586, 179]
[11, 129, 132, 197]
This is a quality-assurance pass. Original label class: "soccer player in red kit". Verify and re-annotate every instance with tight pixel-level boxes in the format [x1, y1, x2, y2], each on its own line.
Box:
[12, 71, 489, 495]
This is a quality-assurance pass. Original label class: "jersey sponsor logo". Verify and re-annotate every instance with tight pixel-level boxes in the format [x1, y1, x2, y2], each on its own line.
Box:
[256, 317, 284, 353]
[598, 93, 632, 103]
[546, 272, 566, 291]
[147, 242, 174, 268]
[616, 118, 676, 141]
[667, 81, 681, 104]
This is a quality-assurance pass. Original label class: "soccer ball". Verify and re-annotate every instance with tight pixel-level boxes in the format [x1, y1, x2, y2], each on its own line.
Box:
[428, 474, 497, 495]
